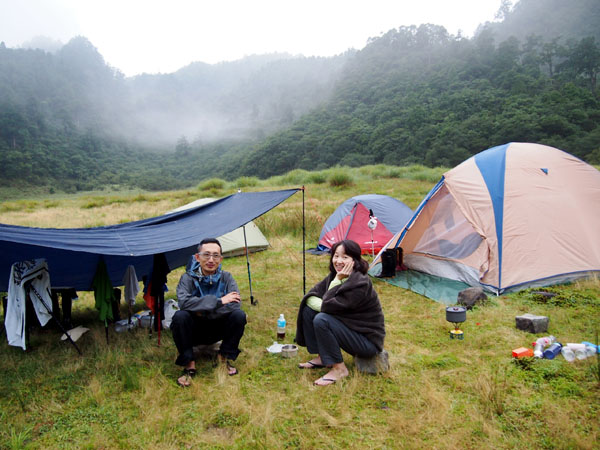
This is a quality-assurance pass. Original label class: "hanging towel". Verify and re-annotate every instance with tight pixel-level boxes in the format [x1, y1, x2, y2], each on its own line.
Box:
[91, 259, 115, 322]
[122, 265, 139, 306]
[5, 259, 53, 350]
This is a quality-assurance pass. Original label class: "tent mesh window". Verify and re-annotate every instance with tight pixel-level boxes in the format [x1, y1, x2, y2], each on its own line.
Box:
[413, 189, 482, 260]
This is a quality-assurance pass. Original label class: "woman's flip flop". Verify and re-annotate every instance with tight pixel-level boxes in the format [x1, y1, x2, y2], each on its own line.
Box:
[314, 377, 336, 386]
[298, 360, 325, 369]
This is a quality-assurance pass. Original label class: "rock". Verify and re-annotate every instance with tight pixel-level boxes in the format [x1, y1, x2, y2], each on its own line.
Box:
[193, 341, 221, 359]
[457, 287, 488, 310]
[531, 291, 556, 299]
[515, 313, 549, 333]
[355, 350, 390, 374]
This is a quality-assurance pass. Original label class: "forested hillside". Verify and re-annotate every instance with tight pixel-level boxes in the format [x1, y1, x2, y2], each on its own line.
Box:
[236, 0, 600, 177]
[0, 0, 599, 193]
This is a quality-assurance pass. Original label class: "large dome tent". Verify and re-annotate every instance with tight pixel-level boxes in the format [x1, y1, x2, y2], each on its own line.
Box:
[371, 143, 600, 299]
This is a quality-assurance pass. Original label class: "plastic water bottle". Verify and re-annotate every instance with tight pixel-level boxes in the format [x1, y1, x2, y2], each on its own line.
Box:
[582, 341, 598, 353]
[561, 346, 576, 362]
[534, 335, 556, 358]
[543, 342, 562, 359]
[277, 314, 286, 341]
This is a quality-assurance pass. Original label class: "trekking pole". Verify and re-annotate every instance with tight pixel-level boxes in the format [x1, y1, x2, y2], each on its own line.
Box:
[242, 225, 257, 305]
[157, 294, 162, 347]
[28, 282, 82, 355]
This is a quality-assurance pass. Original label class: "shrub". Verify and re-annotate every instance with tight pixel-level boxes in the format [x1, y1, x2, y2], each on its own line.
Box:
[306, 171, 327, 184]
[198, 178, 226, 191]
[235, 176, 259, 188]
[281, 169, 309, 185]
[328, 169, 354, 187]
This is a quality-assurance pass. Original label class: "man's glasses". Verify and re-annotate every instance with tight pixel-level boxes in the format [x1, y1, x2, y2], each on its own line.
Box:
[198, 252, 222, 260]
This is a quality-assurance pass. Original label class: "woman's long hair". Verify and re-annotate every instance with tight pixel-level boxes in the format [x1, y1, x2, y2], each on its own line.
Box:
[329, 240, 369, 275]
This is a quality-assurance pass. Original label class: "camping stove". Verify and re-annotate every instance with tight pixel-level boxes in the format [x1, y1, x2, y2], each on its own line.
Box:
[446, 306, 466, 339]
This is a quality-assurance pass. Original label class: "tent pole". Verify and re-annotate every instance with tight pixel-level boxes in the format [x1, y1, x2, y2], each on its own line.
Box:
[302, 186, 306, 295]
[242, 225, 257, 305]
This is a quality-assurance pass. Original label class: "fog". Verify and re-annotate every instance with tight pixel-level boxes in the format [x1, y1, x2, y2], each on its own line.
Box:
[1, 0, 501, 76]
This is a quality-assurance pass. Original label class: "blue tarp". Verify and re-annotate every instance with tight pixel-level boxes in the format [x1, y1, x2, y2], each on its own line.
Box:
[0, 189, 299, 291]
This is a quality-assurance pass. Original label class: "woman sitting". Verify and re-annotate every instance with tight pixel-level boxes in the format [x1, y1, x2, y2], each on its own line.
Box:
[296, 239, 385, 386]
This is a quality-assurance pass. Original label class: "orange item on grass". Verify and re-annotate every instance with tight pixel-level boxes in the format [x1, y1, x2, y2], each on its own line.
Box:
[512, 347, 534, 358]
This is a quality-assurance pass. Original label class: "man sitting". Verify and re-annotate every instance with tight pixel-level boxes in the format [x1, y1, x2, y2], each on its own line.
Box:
[171, 238, 246, 387]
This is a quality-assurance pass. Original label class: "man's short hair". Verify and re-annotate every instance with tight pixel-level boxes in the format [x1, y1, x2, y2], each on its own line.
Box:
[198, 238, 222, 253]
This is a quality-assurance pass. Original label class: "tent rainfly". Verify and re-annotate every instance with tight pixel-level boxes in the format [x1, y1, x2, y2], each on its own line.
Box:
[371, 143, 600, 295]
[170, 198, 269, 257]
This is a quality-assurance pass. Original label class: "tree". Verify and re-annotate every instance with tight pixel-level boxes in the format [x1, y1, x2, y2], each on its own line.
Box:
[562, 37, 600, 95]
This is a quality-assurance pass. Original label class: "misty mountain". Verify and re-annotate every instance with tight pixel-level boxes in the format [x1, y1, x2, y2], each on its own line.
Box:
[0, 0, 599, 193]
[126, 52, 350, 143]
[481, 0, 600, 44]
[230, 0, 600, 177]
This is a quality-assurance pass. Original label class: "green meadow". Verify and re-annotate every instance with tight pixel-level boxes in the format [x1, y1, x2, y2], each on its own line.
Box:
[0, 165, 598, 449]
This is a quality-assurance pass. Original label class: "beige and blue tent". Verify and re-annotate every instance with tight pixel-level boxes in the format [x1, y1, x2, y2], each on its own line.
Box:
[170, 198, 269, 257]
[371, 143, 600, 302]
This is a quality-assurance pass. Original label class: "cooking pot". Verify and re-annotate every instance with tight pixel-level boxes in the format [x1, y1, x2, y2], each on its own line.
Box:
[446, 306, 466, 323]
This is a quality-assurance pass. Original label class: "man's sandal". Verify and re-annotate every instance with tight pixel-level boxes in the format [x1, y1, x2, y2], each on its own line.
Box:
[177, 368, 197, 387]
[226, 361, 238, 376]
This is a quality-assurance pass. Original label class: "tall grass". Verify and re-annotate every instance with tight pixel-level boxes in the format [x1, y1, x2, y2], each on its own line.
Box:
[0, 166, 599, 448]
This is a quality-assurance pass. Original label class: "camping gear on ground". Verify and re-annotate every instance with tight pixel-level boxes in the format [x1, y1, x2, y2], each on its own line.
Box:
[169, 198, 270, 257]
[371, 143, 600, 300]
[379, 248, 402, 278]
[277, 314, 286, 340]
[582, 342, 599, 353]
[135, 310, 153, 328]
[162, 299, 178, 329]
[114, 317, 138, 332]
[60, 326, 89, 342]
[281, 344, 298, 358]
[561, 346, 576, 362]
[543, 342, 563, 359]
[564, 343, 594, 360]
[446, 305, 466, 339]
[266, 342, 284, 353]
[316, 194, 413, 254]
[512, 347, 534, 358]
[533, 336, 556, 358]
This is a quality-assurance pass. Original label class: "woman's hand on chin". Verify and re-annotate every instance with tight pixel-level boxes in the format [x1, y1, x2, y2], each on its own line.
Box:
[336, 261, 354, 280]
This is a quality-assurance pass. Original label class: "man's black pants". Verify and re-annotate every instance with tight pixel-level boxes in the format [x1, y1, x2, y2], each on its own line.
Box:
[171, 309, 246, 366]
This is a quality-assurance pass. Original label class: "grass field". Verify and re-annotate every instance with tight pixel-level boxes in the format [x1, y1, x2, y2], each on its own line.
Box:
[1, 165, 599, 449]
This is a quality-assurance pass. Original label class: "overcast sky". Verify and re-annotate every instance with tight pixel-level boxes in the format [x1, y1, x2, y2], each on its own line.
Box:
[1, 0, 502, 77]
